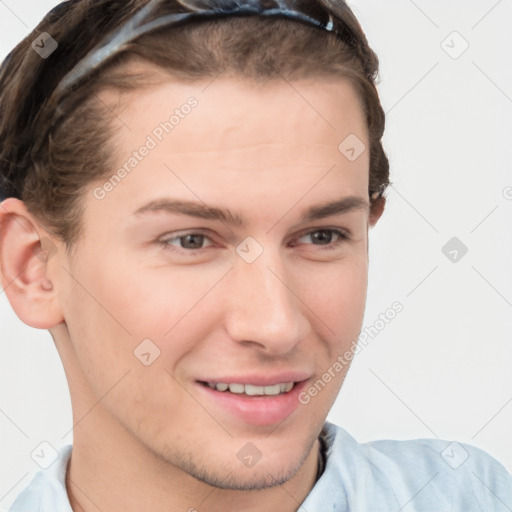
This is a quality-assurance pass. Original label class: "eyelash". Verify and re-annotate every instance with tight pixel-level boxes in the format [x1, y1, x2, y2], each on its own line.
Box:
[157, 228, 350, 253]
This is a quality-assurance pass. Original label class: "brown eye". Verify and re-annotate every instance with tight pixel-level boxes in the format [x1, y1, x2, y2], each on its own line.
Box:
[310, 230, 334, 245]
[179, 234, 206, 249]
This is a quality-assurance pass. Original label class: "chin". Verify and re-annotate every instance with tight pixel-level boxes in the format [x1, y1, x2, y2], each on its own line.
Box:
[154, 432, 318, 491]
[183, 458, 303, 491]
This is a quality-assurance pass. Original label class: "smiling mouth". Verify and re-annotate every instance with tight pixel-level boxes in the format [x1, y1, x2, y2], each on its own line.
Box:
[199, 381, 296, 396]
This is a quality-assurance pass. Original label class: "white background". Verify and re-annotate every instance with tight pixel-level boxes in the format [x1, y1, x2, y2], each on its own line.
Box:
[1, 0, 511, 508]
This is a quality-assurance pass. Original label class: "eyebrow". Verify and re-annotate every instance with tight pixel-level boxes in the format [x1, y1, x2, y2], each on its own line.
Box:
[133, 196, 369, 226]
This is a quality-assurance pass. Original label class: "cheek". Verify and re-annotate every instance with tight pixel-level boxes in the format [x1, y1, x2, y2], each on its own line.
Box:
[298, 255, 368, 335]
[295, 259, 367, 412]
[63, 254, 231, 381]
[60, 258, 201, 430]
[73, 249, 214, 333]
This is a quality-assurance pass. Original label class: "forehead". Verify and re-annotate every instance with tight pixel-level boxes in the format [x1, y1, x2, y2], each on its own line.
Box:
[109, 71, 368, 146]
[93, 73, 370, 221]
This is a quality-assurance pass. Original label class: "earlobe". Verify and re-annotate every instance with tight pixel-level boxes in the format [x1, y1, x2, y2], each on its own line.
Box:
[0, 198, 64, 329]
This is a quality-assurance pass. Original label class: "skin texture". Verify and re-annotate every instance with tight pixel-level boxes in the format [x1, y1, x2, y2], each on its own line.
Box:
[0, 74, 384, 512]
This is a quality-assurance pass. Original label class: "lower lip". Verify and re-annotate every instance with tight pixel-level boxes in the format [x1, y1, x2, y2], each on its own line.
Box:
[196, 380, 308, 426]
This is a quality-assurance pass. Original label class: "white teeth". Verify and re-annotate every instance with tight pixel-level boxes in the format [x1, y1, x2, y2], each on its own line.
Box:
[264, 384, 281, 396]
[245, 384, 265, 396]
[209, 382, 295, 395]
[228, 383, 245, 394]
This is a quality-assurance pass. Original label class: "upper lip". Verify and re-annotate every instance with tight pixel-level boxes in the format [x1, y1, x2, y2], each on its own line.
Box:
[198, 372, 312, 387]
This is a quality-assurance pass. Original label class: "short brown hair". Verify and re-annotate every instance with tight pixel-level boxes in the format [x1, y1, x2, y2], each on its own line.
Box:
[0, 0, 389, 253]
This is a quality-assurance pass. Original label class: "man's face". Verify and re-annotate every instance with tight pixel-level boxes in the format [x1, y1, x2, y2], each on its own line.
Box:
[52, 74, 377, 489]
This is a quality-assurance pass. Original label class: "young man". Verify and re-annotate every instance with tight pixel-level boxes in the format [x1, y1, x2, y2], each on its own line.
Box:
[1, 1, 511, 511]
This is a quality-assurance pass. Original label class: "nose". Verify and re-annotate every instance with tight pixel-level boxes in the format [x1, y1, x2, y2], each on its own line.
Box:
[222, 250, 310, 355]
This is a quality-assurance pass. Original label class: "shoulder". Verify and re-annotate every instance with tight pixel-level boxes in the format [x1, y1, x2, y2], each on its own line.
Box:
[317, 422, 512, 511]
[8, 444, 73, 512]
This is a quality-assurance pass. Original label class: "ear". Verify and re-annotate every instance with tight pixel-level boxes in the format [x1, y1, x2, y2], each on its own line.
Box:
[369, 196, 386, 228]
[0, 198, 64, 329]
